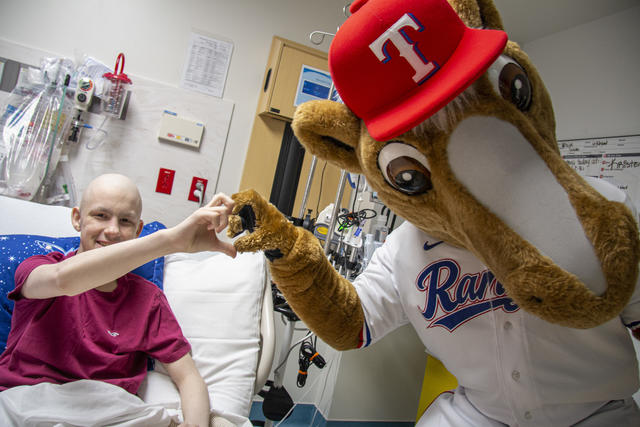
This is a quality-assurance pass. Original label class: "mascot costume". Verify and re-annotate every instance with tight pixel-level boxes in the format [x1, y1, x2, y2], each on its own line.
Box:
[229, 0, 640, 424]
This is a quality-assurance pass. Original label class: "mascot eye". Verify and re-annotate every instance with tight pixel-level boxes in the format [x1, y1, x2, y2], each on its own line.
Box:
[488, 55, 532, 111]
[378, 142, 432, 195]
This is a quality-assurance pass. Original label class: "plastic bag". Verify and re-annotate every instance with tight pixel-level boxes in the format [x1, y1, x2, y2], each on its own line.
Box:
[0, 57, 74, 200]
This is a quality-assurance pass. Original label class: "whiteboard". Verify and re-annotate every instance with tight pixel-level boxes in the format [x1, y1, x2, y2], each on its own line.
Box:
[559, 134, 640, 211]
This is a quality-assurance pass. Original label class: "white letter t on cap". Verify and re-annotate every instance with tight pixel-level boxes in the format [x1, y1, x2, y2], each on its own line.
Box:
[369, 13, 438, 84]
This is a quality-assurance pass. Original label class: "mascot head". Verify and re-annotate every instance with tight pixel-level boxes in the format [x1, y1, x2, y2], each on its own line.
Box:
[292, 0, 640, 328]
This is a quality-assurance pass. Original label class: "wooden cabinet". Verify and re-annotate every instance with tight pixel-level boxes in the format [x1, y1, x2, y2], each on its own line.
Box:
[240, 109, 350, 218]
[257, 36, 329, 121]
[240, 36, 350, 217]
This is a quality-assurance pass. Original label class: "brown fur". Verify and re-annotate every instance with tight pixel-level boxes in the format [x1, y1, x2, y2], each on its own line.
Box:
[230, 0, 640, 349]
[228, 190, 364, 349]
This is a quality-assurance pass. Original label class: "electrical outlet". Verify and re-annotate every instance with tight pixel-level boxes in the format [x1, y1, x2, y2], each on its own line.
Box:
[156, 168, 175, 194]
[188, 176, 208, 202]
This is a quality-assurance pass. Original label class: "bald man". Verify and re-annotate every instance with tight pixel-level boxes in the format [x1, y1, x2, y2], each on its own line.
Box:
[0, 174, 236, 426]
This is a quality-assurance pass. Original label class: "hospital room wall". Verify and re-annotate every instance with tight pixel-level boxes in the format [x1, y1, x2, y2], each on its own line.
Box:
[522, 5, 640, 141]
[0, 0, 348, 214]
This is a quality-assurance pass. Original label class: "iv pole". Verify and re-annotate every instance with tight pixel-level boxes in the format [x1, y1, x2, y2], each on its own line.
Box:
[270, 156, 317, 392]
[265, 156, 316, 427]
[266, 157, 346, 426]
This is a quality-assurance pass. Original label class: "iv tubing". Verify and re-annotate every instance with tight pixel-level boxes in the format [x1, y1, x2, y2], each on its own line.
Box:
[85, 114, 108, 150]
[323, 170, 348, 255]
[40, 74, 70, 197]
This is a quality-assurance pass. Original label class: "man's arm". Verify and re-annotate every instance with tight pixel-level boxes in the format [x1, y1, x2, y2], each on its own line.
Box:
[22, 194, 236, 299]
[163, 353, 210, 427]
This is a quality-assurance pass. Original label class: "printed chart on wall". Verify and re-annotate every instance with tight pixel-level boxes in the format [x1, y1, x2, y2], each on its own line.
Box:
[181, 31, 233, 98]
[559, 134, 640, 215]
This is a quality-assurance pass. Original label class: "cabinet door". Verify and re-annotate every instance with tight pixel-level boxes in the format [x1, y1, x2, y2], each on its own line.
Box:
[261, 38, 329, 121]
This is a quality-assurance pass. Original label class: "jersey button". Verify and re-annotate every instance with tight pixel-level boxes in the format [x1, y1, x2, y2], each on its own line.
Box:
[504, 321, 513, 330]
[511, 370, 521, 381]
[524, 411, 533, 420]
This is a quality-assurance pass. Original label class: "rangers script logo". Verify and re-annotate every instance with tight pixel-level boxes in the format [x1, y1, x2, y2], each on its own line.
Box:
[416, 259, 519, 331]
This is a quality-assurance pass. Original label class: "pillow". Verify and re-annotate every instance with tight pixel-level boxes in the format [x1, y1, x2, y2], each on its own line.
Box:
[0, 222, 166, 350]
[132, 221, 167, 288]
[0, 235, 80, 347]
[0, 196, 78, 236]
[137, 250, 266, 427]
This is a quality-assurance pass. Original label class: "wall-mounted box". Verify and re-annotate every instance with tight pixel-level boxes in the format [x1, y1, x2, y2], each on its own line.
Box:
[257, 36, 329, 121]
[158, 110, 205, 148]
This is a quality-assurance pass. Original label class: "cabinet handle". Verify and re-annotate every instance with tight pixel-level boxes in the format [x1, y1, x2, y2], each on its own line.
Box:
[263, 68, 272, 92]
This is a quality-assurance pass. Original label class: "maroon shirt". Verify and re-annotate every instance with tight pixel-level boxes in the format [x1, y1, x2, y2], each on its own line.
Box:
[0, 251, 190, 394]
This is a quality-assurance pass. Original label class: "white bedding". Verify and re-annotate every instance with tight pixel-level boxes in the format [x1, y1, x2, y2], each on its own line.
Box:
[0, 380, 177, 426]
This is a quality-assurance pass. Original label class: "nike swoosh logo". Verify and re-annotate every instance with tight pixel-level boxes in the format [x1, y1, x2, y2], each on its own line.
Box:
[424, 241, 444, 251]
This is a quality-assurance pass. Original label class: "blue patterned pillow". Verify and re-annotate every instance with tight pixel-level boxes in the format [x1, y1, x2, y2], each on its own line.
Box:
[132, 221, 166, 288]
[0, 221, 166, 350]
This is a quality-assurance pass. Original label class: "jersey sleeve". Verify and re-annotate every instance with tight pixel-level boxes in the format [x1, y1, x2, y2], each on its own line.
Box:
[621, 277, 640, 330]
[144, 292, 191, 363]
[352, 230, 408, 348]
[618, 187, 640, 328]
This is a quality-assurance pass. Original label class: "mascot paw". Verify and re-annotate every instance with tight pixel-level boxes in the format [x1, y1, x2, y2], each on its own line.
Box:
[228, 189, 298, 258]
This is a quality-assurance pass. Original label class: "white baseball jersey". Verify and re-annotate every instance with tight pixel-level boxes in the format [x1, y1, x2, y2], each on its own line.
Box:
[353, 178, 640, 426]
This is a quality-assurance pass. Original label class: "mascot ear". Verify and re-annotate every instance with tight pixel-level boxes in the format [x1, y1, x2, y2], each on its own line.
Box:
[476, 0, 505, 30]
[292, 100, 363, 173]
[449, 0, 504, 31]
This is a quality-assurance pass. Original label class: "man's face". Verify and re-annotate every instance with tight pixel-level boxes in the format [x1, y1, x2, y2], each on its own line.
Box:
[72, 182, 142, 253]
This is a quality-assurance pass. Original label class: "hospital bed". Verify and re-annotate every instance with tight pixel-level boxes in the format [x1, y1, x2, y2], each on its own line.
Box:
[0, 194, 275, 426]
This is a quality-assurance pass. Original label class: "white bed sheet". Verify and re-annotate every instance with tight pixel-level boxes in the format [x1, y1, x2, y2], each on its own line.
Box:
[0, 380, 176, 426]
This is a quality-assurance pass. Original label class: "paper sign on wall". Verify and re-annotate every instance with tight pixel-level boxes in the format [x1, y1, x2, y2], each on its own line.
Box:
[181, 31, 233, 98]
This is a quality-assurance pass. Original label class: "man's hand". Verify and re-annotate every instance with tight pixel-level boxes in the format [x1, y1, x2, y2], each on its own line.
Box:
[169, 193, 237, 258]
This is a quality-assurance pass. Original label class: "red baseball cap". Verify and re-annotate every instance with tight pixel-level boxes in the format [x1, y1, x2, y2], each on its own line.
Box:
[329, 0, 508, 141]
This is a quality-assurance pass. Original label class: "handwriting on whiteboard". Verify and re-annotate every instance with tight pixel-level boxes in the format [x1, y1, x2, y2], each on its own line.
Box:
[559, 134, 640, 209]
